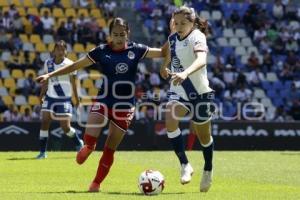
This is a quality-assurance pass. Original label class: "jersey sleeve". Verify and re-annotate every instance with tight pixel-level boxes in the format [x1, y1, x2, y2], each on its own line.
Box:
[134, 43, 149, 60]
[87, 46, 102, 63]
[191, 30, 208, 53]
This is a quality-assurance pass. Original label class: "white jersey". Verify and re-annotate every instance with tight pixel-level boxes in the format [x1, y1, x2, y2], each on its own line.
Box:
[169, 29, 212, 101]
[44, 57, 75, 98]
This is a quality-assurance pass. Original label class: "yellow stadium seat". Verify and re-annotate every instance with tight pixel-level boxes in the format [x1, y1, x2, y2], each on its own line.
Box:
[48, 43, 55, 51]
[19, 34, 29, 43]
[29, 52, 36, 63]
[97, 18, 107, 28]
[89, 70, 101, 80]
[40, 8, 51, 16]
[88, 88, 99, 96]
[2, 96, 13, 106]
[11, 69, 24, 79]
[82, 79, 94, 88]
[35, 0, 44, 5]
[20, 105, 32, 114]
[78, 8, 89, 17]
[86, 43, 96, 51]
[0, 61, 5, 70]
[30, 34, 42, 44]
[4, 78, 16, 88]
[23, 0, 34, 7]
[25, 69, 37, 78]
[57, 17, 67, 26]
[91, 9, 102, 18]
[9, 88, 16, 96]
[1, 6, 9, 13]
[65, 8, 76, 17]
[27, 8, 39, 16]
[28, 96, 40, 105]
[35, 43, 47, 52]
[0, 0, 9, 6]
[61, 0, 72, 8]
[73, 43, 85, 53]
[11, 0, 22, 6]
[17, 7, 26, 16]
[0, 79, 3, 87]
[68, 53, 78, 61]
[53, 8, 64, 18]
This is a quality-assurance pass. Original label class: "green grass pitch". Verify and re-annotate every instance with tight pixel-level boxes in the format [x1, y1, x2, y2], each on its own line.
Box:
[0, 151, 299, 200]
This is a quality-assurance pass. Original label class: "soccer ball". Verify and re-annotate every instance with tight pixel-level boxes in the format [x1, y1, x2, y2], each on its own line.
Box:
[138, 170, 165, 195]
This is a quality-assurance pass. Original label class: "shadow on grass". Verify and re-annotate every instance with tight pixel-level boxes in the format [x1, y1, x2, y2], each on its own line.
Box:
[38, 191, 189, 195]
[280, 152, 300, 156]
[7, 156, 74, 161]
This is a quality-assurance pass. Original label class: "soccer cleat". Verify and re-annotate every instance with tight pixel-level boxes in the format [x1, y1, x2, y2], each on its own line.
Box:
[36, 152, 47, 159]
[88, 182, 100, 192]
[76, 145, 93, 165]
[75, 139, 84, 152]
[180, 163, 194, 184]
[200, 170, 213, 192]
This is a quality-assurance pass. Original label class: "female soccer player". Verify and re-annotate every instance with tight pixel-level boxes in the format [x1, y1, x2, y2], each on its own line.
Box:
[160, 6, 215, 192]
[36, 40, 83, 159]
[36, 17, 163, 192]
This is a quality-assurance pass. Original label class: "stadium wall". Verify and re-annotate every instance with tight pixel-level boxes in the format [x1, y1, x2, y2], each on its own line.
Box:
[0, 122, 299, 151]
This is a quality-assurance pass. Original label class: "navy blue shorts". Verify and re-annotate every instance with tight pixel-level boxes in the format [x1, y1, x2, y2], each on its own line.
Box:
[41, 95, 72, 116]
[168, 92, 215, 124]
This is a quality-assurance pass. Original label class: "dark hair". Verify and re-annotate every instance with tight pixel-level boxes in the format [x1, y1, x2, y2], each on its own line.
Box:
[173, 6, 209, 36]
[109, 17, 130, 35]
[52, 40, 67, 56]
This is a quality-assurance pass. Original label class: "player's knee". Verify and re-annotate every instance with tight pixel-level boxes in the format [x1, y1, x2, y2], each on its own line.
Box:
[65, 127, 76, 137]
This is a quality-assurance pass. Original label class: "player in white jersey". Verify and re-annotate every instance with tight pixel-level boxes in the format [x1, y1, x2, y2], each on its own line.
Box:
[36, 40, 83, 159]
[161, 7, 215, 192]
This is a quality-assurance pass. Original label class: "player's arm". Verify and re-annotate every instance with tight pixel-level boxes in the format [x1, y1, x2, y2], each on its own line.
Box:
[145, 47, 163, 58]
[160, 42, 171, 79]
[39, 80, 48, 104]
[36, 56, 93, 84]
[171, 51, 207, 86]
[70, 74, 79, 107]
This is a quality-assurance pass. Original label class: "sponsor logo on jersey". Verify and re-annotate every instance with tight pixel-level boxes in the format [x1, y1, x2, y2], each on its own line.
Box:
[127, 51, 135, 59]
[115, 63, 129, 74]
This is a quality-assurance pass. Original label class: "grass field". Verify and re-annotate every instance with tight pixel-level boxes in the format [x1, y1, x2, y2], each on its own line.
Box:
[0, 151, 299, 200]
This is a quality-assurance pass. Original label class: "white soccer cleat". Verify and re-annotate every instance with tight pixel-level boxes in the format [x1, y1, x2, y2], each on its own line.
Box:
[200, 170, 213, 192]
[180, 163, 194, 184]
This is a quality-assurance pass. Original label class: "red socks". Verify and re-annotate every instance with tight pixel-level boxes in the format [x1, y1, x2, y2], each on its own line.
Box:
[187, 132, 196, 150]
[93, 146, 115, 184]
[84, 134, 97, 150]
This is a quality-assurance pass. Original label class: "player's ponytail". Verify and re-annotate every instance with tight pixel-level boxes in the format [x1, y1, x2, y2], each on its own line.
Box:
[173, 6, 209, 36]
[194, 16, 209, 36]
[109, 17, 130, 35]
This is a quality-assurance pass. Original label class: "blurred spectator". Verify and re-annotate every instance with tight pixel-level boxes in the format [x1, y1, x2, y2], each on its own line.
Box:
[39, 0, 63, 9]
[8, 32, 22, 51]
[7, 50, 24, 69]
[24, 74, 39, 95]
[76, 14, 90, 27]
[289, 100, 300, 120]
[248, 67, 265, 86]
[3, 105, 21, 122]
[279, 65, 294, 81]
[56, 21, 69, 42]
[104, 1, 117, 17]
[223, 64, 236, 88]
[285, 39, 299, 52]
[273, 106, 294, 121]
[12, 13, 23, 33]
[31, 105, 41, 121]
[229, 9, 240, 28]
[41, 11, 54, 34]
[0, 28, 9, 49]
[96, 26, 107, 44]
[273, 0, 284, 19]
[8, 4, 18, 18]
[149, 72, 160, 87]
[22, 108, 32, 122]
[253, 27, 266, 44]
[1, 11, 12, 31]
[247, 52, 260, 70]
[262, 52, 274, 71]
[32, 52, 44, 70]
[233, 84, 253, 103]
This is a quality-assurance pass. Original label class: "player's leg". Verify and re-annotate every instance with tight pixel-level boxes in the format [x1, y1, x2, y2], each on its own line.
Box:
[192, 120, 213, 192]
[36, 110, 52, 159]
[58, 116, 83, 151]
[76, 112, 108, 164]
[89, 121, 126, 192]
[166, 101, 193, 184]
[192, 92, 215, 192]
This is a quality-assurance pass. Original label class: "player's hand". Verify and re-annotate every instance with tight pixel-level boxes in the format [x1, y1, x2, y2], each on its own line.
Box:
[160, 68, 171, 79]
[36, 74, 50, 84]
[39, 96, 44, 105]
[171, 71, 188, 86]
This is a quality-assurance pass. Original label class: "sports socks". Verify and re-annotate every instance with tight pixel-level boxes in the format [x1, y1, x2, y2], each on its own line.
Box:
[167, 128, 189, 165]
[201, 136, 214, 171]
[39, 130, 49, 153]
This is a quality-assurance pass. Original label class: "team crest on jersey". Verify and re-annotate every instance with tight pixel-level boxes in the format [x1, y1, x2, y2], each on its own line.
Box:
[115, 63, 129, 74]
[127, 51, 135, 60]
[172, 56, 181, 68]
[183, 39, 189, 46]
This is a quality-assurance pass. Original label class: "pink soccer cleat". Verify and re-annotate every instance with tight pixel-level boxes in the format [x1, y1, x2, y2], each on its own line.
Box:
[76, 145, 93, 165]
[88, 182, 100, 192]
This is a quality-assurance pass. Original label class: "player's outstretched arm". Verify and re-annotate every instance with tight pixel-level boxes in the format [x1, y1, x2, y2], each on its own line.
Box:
[36, 56, 93, 84]
[70, 75, 80, 107]
[171, 51, 207, 86]
[160, 42, 171, 79]
[145, 48, 163, 58]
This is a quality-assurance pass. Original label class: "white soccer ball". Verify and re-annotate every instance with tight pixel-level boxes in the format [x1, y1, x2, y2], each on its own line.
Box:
[138, 170, 165, 195]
